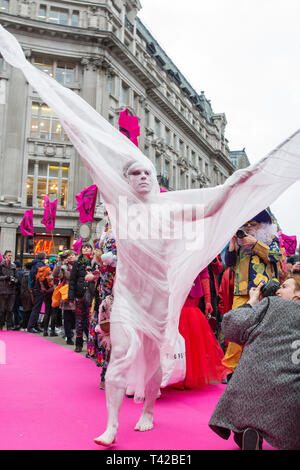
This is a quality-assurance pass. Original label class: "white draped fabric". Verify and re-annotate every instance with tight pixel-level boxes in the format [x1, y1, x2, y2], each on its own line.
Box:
[1, 26, 300, 395]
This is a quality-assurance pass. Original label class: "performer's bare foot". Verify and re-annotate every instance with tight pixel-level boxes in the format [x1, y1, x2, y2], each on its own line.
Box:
[94, 428, 117, 447]
[134, 411, 154, 432]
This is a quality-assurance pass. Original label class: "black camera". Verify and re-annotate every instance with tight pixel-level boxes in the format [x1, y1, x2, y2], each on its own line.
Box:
[236, 229, 247, 239]
[59, 251, 69, 260]
[8, 276, 17, 285]
[261, 279, 280, 298]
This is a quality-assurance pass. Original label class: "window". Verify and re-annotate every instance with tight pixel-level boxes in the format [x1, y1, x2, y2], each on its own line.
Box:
[121, 83, 128, 106]
[26, 160, 69, 208]
[155, 154, 161, 173]
[71, 11, 79, 27]
[172, 165, 176, 189]
[108, 75, 116, 96]
[191, 150, 196, 167]
[154, 118, 160, 137]
[0, 0, 9, 12]
[198, 156, 202, 172]
[49, 7, 69, 25]
[180, 171, 185, 190]
[56, 62, 75, 86]
[165, 127, 170, 146]
[37, 4, 79, 27]
[144, 109, 150, 128]
[34, 58, 54, 77]
[30, 102, 68, 142]
[163, 160, 169, 180]
[179, 140, 184, 156]
[38, 4, 47, 20]
[108, 114, 115, 127]
[33, 58, 75, 86]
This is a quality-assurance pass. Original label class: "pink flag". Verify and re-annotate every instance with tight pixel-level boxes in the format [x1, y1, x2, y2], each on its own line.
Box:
[72, 237, 83, 255]
[41, 196, 57, 232]
[76, 185, 98, 223]
[119, 109, 140, 147]
[20, 209, 34, 236]
[278, 232, 297, 256]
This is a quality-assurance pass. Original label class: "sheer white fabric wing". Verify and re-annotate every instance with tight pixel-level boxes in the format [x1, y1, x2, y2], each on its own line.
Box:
[1, 26, 300, 391]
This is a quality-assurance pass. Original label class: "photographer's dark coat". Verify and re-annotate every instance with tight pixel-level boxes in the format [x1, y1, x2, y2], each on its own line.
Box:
[209, 297, 300, 450]
[0, 261, 17, 295]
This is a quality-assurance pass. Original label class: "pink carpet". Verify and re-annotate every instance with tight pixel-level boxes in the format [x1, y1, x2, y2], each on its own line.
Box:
[0, 331, 275, 450]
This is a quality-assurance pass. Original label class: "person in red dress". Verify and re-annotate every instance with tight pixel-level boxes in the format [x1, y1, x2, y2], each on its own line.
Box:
[175, 267, 230, 389]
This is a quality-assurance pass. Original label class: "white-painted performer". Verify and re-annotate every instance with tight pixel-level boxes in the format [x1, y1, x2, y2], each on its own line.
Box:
[1, 26, 300, 447]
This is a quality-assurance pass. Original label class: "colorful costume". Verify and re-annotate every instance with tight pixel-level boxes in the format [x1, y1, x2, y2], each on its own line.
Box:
[87, 226, 116, 385]
[223, 210, 282, 372]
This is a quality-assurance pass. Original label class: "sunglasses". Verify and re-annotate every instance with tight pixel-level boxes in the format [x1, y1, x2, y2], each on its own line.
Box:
[242, 222, 259, 228]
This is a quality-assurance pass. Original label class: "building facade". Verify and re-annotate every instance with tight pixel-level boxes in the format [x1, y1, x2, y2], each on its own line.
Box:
[230, 148, 250, 170]
[0, 0, 235, 259]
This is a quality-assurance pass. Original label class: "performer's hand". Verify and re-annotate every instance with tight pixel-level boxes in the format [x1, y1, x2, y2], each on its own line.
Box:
[205, 302, 213, 318]
[85, 273, 94, 282]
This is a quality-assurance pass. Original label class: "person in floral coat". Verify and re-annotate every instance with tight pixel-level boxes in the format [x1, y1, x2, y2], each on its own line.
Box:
[222, 209, 282, 374]
[86, 218, 117, 388]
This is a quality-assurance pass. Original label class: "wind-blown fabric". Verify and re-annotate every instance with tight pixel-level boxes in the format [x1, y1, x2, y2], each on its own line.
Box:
[20, 209, 34, 237]
[41, 195, 57, 232]
[76, 184, 98, 223]
[1, 26, 300, 394]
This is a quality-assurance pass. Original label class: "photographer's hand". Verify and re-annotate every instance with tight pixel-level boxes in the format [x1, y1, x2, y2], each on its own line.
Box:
[240, 234, 257, 247]
[228, 235, 237, 252]
[247, 282, 264, 306]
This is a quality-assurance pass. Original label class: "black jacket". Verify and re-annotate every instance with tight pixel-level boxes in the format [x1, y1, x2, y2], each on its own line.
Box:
[68, 256, 92, 301]
[29, 260, 46, 290]
[0, 261, 17, 295]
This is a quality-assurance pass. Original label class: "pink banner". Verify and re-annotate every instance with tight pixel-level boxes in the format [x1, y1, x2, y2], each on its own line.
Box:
[278, 231, 297, 256]
[41, 196, 57, 232]
[76, 185, 98, 223]
[118, 109, 140, 147]
[72, 237, 83, 255]
[20, 209, 34, 237]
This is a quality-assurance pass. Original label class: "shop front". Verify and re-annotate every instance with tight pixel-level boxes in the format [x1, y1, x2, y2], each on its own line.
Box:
[16, 228, 73, 264]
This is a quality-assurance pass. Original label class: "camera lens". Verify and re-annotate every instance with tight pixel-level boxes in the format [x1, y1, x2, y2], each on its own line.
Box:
[236, 229, 246, 239]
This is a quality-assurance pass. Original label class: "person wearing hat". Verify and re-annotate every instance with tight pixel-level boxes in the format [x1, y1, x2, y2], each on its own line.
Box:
[222, 209, 282, 376]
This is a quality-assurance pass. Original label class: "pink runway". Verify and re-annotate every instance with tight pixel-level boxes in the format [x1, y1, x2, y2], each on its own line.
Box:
[0, 332, 275, 450]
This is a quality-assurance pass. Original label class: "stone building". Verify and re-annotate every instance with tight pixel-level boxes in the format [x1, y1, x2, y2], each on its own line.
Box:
[230, 148, 250, 170]
[0, 0, 235, 260]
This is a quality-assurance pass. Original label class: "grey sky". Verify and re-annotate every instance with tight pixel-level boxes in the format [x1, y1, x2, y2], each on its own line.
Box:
[139, 0, 300, 246]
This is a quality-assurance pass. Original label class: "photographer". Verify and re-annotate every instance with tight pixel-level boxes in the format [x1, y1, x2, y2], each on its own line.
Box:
[0, 250, 17, 330]
[27, 252, 47, 333]
[222, 209, 282, 374]
[209, 275, 300, 450]
[68, 243, 94, 353]
[52, 250, 77, 344]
